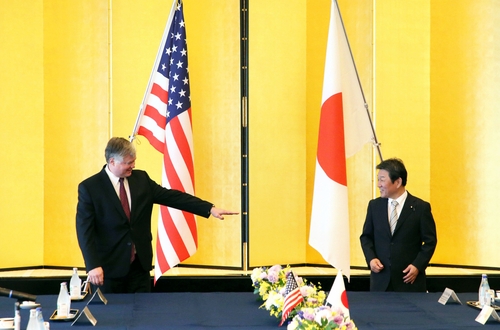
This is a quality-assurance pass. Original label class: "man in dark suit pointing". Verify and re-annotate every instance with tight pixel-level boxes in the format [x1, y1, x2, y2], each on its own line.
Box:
[360, 158, 437, 292]
[76, 137, 237, 293]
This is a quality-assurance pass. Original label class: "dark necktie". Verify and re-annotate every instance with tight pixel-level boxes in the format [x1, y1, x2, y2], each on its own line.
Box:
[119, 178, 135, 262]
[119, 178, 130, 219]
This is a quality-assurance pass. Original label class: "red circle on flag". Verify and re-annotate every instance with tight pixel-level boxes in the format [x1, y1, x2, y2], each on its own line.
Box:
[341, 290, 349, 308]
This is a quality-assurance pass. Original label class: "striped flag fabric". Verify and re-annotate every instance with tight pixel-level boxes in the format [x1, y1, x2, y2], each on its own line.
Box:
[308, 0, 374, 281]
[279, 272, 304, 326]
[136, 0, 197, 283]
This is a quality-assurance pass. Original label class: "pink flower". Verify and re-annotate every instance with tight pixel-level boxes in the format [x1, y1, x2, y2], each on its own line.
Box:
[269, 265, 282, 273]
[267, 272, 279, 283]
[301, 308, 315, 321]
[333, 314, 344, 324]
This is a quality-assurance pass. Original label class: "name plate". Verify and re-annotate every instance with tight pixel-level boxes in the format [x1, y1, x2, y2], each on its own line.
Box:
[475, 305, 500, 325]
[438, 287, 462, 305]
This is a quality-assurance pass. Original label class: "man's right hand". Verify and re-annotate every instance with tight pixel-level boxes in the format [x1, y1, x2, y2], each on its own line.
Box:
[369, 258, 384, 273]
[88, 267, 104, 286]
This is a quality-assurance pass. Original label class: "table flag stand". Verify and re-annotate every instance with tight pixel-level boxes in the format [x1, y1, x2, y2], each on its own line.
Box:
[71, 306, 97, 326]
[69, 286, 107, 326]
[87, 288, 108, 305]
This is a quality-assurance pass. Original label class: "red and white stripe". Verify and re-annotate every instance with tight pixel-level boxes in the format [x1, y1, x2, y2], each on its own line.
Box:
[137, 46, 197, 283]
[135, 0, 198, 283]
[279, 273, 304, 326]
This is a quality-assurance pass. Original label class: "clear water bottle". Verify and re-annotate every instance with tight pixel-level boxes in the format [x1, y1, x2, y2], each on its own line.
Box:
[70, 267, 82, 298]
[57, 282, 71, 318]
[35, 307, 45, 330]
[479, 273, 491, 307]
[26, 308, 37, 330]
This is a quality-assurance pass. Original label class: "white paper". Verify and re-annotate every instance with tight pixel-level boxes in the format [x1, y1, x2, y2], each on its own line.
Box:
[476, 306, 494, 325]
[438, 287, 461, 305]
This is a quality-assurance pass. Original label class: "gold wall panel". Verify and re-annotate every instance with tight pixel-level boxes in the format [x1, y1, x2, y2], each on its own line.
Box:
[43, 0, 110, 267]
[249, 0, 307, 266]
[374, 0, 431, 201]
[2, 0, 500, 272]
[430, 1, 500, 266]
[182, 1, 241, 267]
[0, 0, 44, 267]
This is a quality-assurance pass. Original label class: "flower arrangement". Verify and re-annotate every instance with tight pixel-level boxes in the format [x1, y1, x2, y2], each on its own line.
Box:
[251, 265, 357, 330]
[287, 305, 357, 330]
[251, 264, 291, 301]
[299, 279, 327, 309]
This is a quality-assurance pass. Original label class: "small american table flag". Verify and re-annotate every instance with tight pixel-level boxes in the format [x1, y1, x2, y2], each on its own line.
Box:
[279, 272, 304, 326]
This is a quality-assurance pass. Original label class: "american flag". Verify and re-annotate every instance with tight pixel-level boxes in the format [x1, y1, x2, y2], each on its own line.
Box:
[136, 0, 197, 283]
[279, 272, 303, 326]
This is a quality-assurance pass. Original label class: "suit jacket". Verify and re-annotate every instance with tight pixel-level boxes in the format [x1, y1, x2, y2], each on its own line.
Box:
[359, 192, 437, 292]
[76, 166, 213, 279]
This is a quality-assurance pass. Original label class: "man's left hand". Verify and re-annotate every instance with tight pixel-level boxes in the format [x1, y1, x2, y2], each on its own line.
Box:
[402, 264, 419, 284]
[210, 206, 239, 220]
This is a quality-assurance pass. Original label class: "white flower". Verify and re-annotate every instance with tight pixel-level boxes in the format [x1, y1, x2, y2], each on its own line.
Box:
[287, 319, 299, 329]
[314, 308, 334, 324]
[265, 291, 283, 310]
[251, 267, 263, 283]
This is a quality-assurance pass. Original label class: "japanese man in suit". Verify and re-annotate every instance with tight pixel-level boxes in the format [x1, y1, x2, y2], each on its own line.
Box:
[360, 158, 437, 292]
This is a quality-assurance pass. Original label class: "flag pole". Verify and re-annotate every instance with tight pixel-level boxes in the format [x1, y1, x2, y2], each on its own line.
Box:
[334, 0, 383, 161]
[129, 0, 179, 142]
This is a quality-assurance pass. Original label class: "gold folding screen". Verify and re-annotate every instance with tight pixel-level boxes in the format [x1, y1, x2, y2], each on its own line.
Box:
[1, 0, 500, 271]
[0, 0, 45, 267]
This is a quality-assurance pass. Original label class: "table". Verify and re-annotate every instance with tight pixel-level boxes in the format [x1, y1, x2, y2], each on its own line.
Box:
[0, 291, 498, 329]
